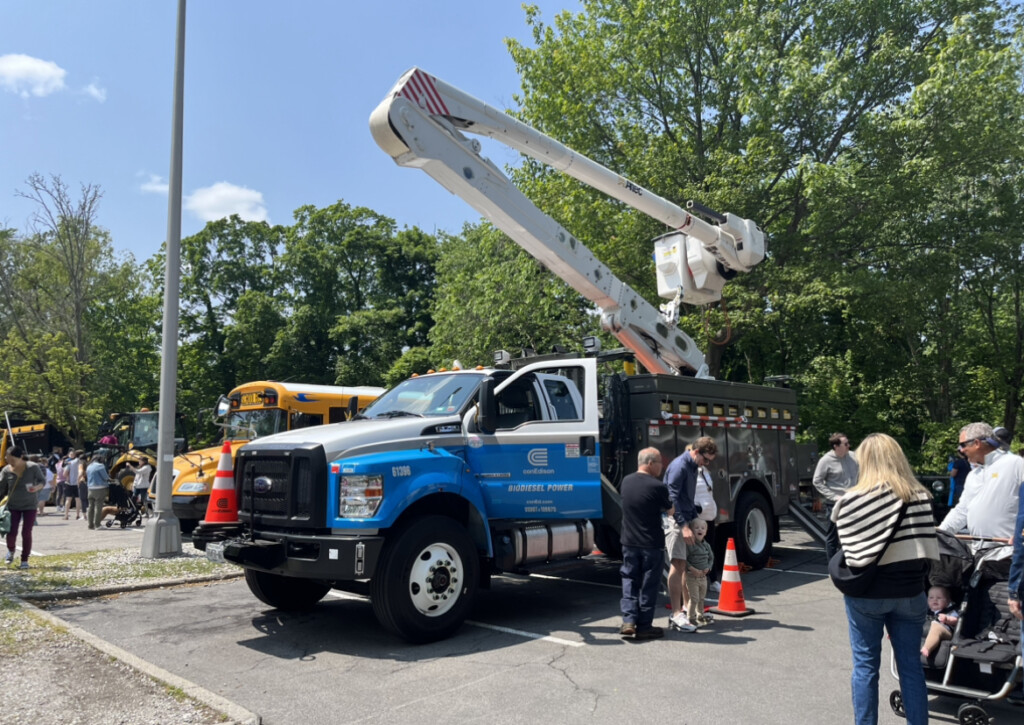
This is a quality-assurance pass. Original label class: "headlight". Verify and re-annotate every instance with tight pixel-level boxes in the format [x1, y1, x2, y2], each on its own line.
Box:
[177, 482, 208, 493]
[338, 474, 383, 518]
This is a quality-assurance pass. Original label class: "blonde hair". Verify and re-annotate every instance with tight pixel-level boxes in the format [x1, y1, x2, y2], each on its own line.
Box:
[850, 433, 928, 502]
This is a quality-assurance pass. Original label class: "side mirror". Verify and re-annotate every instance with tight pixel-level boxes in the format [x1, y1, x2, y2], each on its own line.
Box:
[477, 378, 497, 434]
[215, 396, 231, 418]
[173, 437, 186, 454]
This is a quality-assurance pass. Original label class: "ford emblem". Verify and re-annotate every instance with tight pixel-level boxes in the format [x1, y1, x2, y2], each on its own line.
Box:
[253, 476, 273, 494]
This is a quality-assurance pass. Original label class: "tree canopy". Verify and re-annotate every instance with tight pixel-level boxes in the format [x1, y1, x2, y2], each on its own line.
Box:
[3, 1, 1022, 467]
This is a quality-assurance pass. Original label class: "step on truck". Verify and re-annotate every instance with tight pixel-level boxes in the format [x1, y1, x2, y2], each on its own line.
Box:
[196, 68, 797, 643]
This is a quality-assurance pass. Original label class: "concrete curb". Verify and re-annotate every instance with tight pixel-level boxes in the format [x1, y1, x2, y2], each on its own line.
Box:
[16, 570, 245, 601]
[13, 591, 261, 725]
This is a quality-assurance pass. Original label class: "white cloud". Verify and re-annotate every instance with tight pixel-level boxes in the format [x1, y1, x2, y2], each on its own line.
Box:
[140, 173, 169, 195]
[0, 54, 67, 97]
[82, 82, 106, 102]
[185, 182, 269, 223]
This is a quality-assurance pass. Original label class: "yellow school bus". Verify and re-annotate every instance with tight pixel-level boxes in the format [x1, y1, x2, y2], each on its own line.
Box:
[163, 381, 385, 531]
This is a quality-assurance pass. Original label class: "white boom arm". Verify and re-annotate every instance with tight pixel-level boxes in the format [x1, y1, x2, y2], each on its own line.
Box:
[370, 68, 764, 377]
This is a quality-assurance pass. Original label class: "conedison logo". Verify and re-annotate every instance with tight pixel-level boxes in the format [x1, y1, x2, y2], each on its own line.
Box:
[527, 448, 549, 466]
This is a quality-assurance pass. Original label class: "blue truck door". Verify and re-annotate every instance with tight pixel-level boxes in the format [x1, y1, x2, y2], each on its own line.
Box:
[465, 358, 601, 519]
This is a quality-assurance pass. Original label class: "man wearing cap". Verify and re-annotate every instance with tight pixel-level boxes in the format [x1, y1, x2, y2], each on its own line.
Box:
[939, 422, 1024, 572]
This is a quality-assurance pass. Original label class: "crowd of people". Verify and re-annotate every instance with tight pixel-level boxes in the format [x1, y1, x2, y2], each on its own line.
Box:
[1, 444, 153, 569]
[618, 421, 1024, 725]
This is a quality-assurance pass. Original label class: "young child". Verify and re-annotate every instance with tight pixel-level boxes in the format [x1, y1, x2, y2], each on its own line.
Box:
[921, 584, 959, 659]
[685, 518, 714, 626]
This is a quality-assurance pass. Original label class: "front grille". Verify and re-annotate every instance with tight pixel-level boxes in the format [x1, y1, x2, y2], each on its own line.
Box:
[236, 443, 328, 529]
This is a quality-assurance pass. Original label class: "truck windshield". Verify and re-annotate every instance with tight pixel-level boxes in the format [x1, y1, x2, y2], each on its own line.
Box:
[363, 373, 485, 418]
[224, 409, 285, 440]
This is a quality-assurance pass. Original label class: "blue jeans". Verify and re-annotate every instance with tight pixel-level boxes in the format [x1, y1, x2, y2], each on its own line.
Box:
[844, 593, 929, 725]
[620, 546, 664, 628]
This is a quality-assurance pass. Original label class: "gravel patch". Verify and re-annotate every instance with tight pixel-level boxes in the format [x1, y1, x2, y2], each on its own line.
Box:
[0, 601, 228, 725]
[1, 545, 252, 724]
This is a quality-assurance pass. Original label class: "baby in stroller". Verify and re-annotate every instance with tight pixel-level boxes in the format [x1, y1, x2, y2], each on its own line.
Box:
[892, 530, 1022, 723]
[921, 584, 959, 660]
[101, 481, 142, 529]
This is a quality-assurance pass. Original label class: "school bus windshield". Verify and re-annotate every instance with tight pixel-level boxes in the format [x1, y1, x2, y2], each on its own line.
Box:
[224, 409, 285, 440]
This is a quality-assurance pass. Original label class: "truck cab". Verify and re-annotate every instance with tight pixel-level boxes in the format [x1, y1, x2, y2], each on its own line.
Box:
[201, 359, 599, 642]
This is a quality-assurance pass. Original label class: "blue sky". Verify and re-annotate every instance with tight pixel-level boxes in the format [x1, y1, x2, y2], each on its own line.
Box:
[0, 1, 580, 263]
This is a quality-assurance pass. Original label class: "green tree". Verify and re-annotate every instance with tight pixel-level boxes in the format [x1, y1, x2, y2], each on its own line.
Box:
[429, 224, 599, 367]
[502, 0, 1023, 466]
[269, 202, 438, 387]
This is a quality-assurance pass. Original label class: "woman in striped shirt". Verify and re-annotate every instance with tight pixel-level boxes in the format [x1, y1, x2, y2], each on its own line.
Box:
[832, 433, 939, 725]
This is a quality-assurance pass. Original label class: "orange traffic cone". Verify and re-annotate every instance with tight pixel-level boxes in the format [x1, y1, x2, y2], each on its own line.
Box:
[200, 441, 238, 525]
[710, 537, 755, 617]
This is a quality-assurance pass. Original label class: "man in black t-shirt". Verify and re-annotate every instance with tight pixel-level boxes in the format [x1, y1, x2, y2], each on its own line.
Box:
[619, 447, 671, 640]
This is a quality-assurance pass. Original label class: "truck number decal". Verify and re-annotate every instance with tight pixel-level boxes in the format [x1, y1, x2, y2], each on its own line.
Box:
[392, 465, 411, 477]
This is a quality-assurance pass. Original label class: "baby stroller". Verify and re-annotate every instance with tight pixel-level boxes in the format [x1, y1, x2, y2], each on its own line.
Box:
[889, 530, 1022, 724]
[103, 481, 142, 529]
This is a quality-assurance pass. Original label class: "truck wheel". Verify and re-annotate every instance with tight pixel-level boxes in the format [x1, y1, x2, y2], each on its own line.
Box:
[593, 522, 622, 560]
[244, 569, 330, 611]
[115, 468, 134, 491]
[371, 516, 479, 643]
[734, 492, 773, 570]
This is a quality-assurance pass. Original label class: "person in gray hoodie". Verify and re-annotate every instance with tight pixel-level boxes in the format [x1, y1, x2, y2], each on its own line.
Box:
[813, 432, 859, 562]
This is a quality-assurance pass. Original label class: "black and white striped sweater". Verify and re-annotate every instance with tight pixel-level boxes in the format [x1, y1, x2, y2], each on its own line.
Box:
[832, 488, 939, 569]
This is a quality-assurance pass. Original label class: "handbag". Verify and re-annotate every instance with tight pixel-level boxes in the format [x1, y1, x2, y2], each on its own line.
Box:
[0, 497, 10, 536]
[828, 502, 907, 596]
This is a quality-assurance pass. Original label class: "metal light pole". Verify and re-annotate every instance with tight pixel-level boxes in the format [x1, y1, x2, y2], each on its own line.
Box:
[142, 0, 186, 557]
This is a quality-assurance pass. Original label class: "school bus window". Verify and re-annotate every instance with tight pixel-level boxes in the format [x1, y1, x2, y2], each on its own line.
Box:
[771, 408, 779, 419]
[728, 405, 738, 416]
[712, 404, 724, 416]
[783, 409, 793, 420]
[696, 402, 708, 415]
[744, 406, 753, 417]
[679, 402, 691, 414]
[660, 399, 672, 412]
[757, 407, 767, 419]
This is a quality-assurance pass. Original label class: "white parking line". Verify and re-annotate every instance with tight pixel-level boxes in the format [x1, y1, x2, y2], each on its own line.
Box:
[525, 572, 620, 590]
[326, 590, 585, 646]
[464, 621, 584, 647]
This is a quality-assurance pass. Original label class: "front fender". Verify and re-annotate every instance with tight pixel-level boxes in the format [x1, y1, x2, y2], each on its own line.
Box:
[328, 446, 475, 529]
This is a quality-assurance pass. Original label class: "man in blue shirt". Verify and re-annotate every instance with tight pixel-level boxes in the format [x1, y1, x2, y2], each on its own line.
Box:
[85, 453, 111, 530]
[1008, 477, 1024, 693]
[663, 435, 717, 632]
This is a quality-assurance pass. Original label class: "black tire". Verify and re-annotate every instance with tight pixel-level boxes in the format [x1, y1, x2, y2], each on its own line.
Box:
[104, 520, 112, 528]
[889, 690, 905, 718]
[957, 703, 991, 725]
[370, 516, 479, 643]
[593, 522, 623, 560]
[244, 568, 330, 611]
[178, 518, 198, 535]
[734, 491, 773, 570]
[115, 468, 135, 492]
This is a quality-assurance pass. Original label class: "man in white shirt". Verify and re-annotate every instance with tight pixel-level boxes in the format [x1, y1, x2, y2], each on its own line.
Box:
[939, 422, 1024, 567]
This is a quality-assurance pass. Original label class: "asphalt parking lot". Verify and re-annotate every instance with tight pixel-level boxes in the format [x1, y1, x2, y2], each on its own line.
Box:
[35, 518, 1019, 725]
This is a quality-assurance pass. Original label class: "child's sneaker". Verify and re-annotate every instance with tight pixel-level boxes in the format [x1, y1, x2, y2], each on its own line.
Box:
[668, 613, 697, 632]
[18, 561, 29, 570]
[4, 550, 12, 565]
[697, 614, 712, 626]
